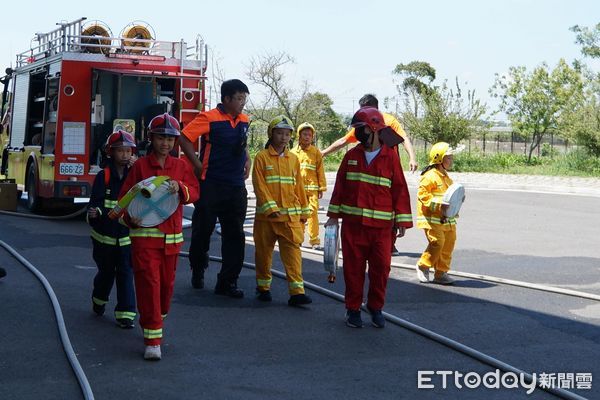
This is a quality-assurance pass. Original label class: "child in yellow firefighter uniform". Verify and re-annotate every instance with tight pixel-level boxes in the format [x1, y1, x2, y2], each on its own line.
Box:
[291, 122, 327, 250]
[252, 115, 313, 306]
[416, 142, 461, 285]
[119, 113, 199, 360]
[87, 130, 137, 329]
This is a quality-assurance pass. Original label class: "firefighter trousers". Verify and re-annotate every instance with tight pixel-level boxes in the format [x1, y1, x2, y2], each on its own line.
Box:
[132, 247, 178, 346]
[303, 191, 321, 245]
[189, 181, 248, 285]
[91, 241, 136, 320]
[254, 219, 305, 295]
[418, 225, 457, 277]
[341, 222, 392, 311]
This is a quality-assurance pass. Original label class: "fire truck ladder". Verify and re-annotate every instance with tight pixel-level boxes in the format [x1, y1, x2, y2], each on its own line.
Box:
[17, 17, 88, 66]
[178, 36, 207, 125]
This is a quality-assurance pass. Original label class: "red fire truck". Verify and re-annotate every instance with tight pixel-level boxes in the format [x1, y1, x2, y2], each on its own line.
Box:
[0, 17, 206, 211]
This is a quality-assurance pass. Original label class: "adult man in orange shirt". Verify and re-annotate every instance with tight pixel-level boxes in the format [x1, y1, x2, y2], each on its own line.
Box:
[179, 79, 251, 298]
[321, 94, 418, 172]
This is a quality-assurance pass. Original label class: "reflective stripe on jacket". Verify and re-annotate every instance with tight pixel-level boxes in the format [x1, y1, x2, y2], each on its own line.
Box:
[181, 104, 249, 187]
[327, 144, 413, 229]
[252, 146, 311, 222]
[119, 153, 200, 254]
[87, 164, 130, 245]
[416, 166, 457, 229]
[290, 144, 327, 193]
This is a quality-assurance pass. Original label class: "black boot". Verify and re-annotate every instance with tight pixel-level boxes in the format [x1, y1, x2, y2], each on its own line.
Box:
[214, 281, 244, 298]
[288, 293, 312, 306]
[191, 266, 204, 289]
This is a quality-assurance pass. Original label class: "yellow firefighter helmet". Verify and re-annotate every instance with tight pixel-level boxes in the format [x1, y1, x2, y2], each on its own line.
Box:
[267, 115, 294, 138]
[296, 122, 315, 140]
[429, 142, 451, 165]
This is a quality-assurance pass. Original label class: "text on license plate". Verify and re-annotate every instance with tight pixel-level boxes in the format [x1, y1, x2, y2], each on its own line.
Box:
[59, 163, 84, 176]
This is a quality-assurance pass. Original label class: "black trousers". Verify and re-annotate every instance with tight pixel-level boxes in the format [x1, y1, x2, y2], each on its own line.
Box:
[189, 180, 248, 285]
[91, 240, 136, 314]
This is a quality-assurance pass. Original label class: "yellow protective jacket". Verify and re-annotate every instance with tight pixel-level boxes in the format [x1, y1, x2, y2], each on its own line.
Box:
[416, 166, 457, 229]
[252, 146, 311, 222]
[290, 144, 327, 193]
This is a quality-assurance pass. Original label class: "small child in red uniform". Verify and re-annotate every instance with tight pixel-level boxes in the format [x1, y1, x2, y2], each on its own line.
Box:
[119, 113, 199, 360]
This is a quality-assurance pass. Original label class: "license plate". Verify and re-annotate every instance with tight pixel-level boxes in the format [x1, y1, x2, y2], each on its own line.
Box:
[59, 163, 84, 176]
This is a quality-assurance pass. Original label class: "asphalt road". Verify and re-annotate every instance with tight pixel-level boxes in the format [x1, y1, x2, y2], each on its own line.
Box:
[0, 187, 598, 400]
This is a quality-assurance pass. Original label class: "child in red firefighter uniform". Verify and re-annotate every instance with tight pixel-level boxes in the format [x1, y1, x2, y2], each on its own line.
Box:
[87, 130, 137, 329]
[415, 142, 461, 285]
[252, 115, 313, 306]
[291, 122, 327, 250]
[119, 113, 199, 360]
[325, 107, 413, 328]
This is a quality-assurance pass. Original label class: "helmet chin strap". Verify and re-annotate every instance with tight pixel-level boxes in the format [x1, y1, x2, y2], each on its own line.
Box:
[364, 131, 376, 150]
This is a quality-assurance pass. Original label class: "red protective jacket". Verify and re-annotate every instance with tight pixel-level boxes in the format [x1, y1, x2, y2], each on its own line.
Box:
[327, 144, 413, 229]
[119, 153, 199, 254]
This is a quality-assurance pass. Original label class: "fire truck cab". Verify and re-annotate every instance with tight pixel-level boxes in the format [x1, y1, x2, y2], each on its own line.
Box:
[0, 17, 206, 211]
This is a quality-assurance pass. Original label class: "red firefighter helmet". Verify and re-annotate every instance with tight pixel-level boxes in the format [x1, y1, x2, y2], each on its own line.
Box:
[105, 129, 137, 150]
[148, 113, 181, 136]
[350, 106, 386, 132]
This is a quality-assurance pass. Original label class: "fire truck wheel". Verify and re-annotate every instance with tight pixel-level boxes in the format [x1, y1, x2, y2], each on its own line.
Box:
[26, 164, 44, 212]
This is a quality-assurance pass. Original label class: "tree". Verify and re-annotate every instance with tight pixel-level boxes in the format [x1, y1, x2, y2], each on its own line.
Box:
[566, 23, 600, 156]
[392, 61, 436, 117]
[490, 59, 584, 162]
[402, 78, 487, 146]
[570, 23, 600, 59]
[560, 95, 600, 157]
[245, 51, 344, 149]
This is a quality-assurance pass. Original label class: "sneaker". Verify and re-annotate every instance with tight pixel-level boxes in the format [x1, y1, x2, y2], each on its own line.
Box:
[288, 293, 312, 306]
[256, 289, 272, 302]
[311, 244, 324, 251]
[92, 302, 105, 316]
[117, 318, 135, 329]
[144, 345, 161, 361]
[367, 307, 385, 328]
[432, 273, 455, 285]
[214, 282, 244, 298]
[345, 310, 363, 328]
[391, 245, 401, 257]
[416, 265, 430, 283]
[0, 267, 6, 278]
[191, 266, 204, 289]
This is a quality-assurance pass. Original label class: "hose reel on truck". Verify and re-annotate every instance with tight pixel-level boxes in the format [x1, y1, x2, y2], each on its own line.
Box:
[80, 21, 112, 55]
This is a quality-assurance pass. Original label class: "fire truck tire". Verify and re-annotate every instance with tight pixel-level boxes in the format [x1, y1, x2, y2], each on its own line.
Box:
[26, 164, 44, 212]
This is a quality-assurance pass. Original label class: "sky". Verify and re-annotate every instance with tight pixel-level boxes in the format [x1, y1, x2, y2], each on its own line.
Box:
[2, 0, 599, 121]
